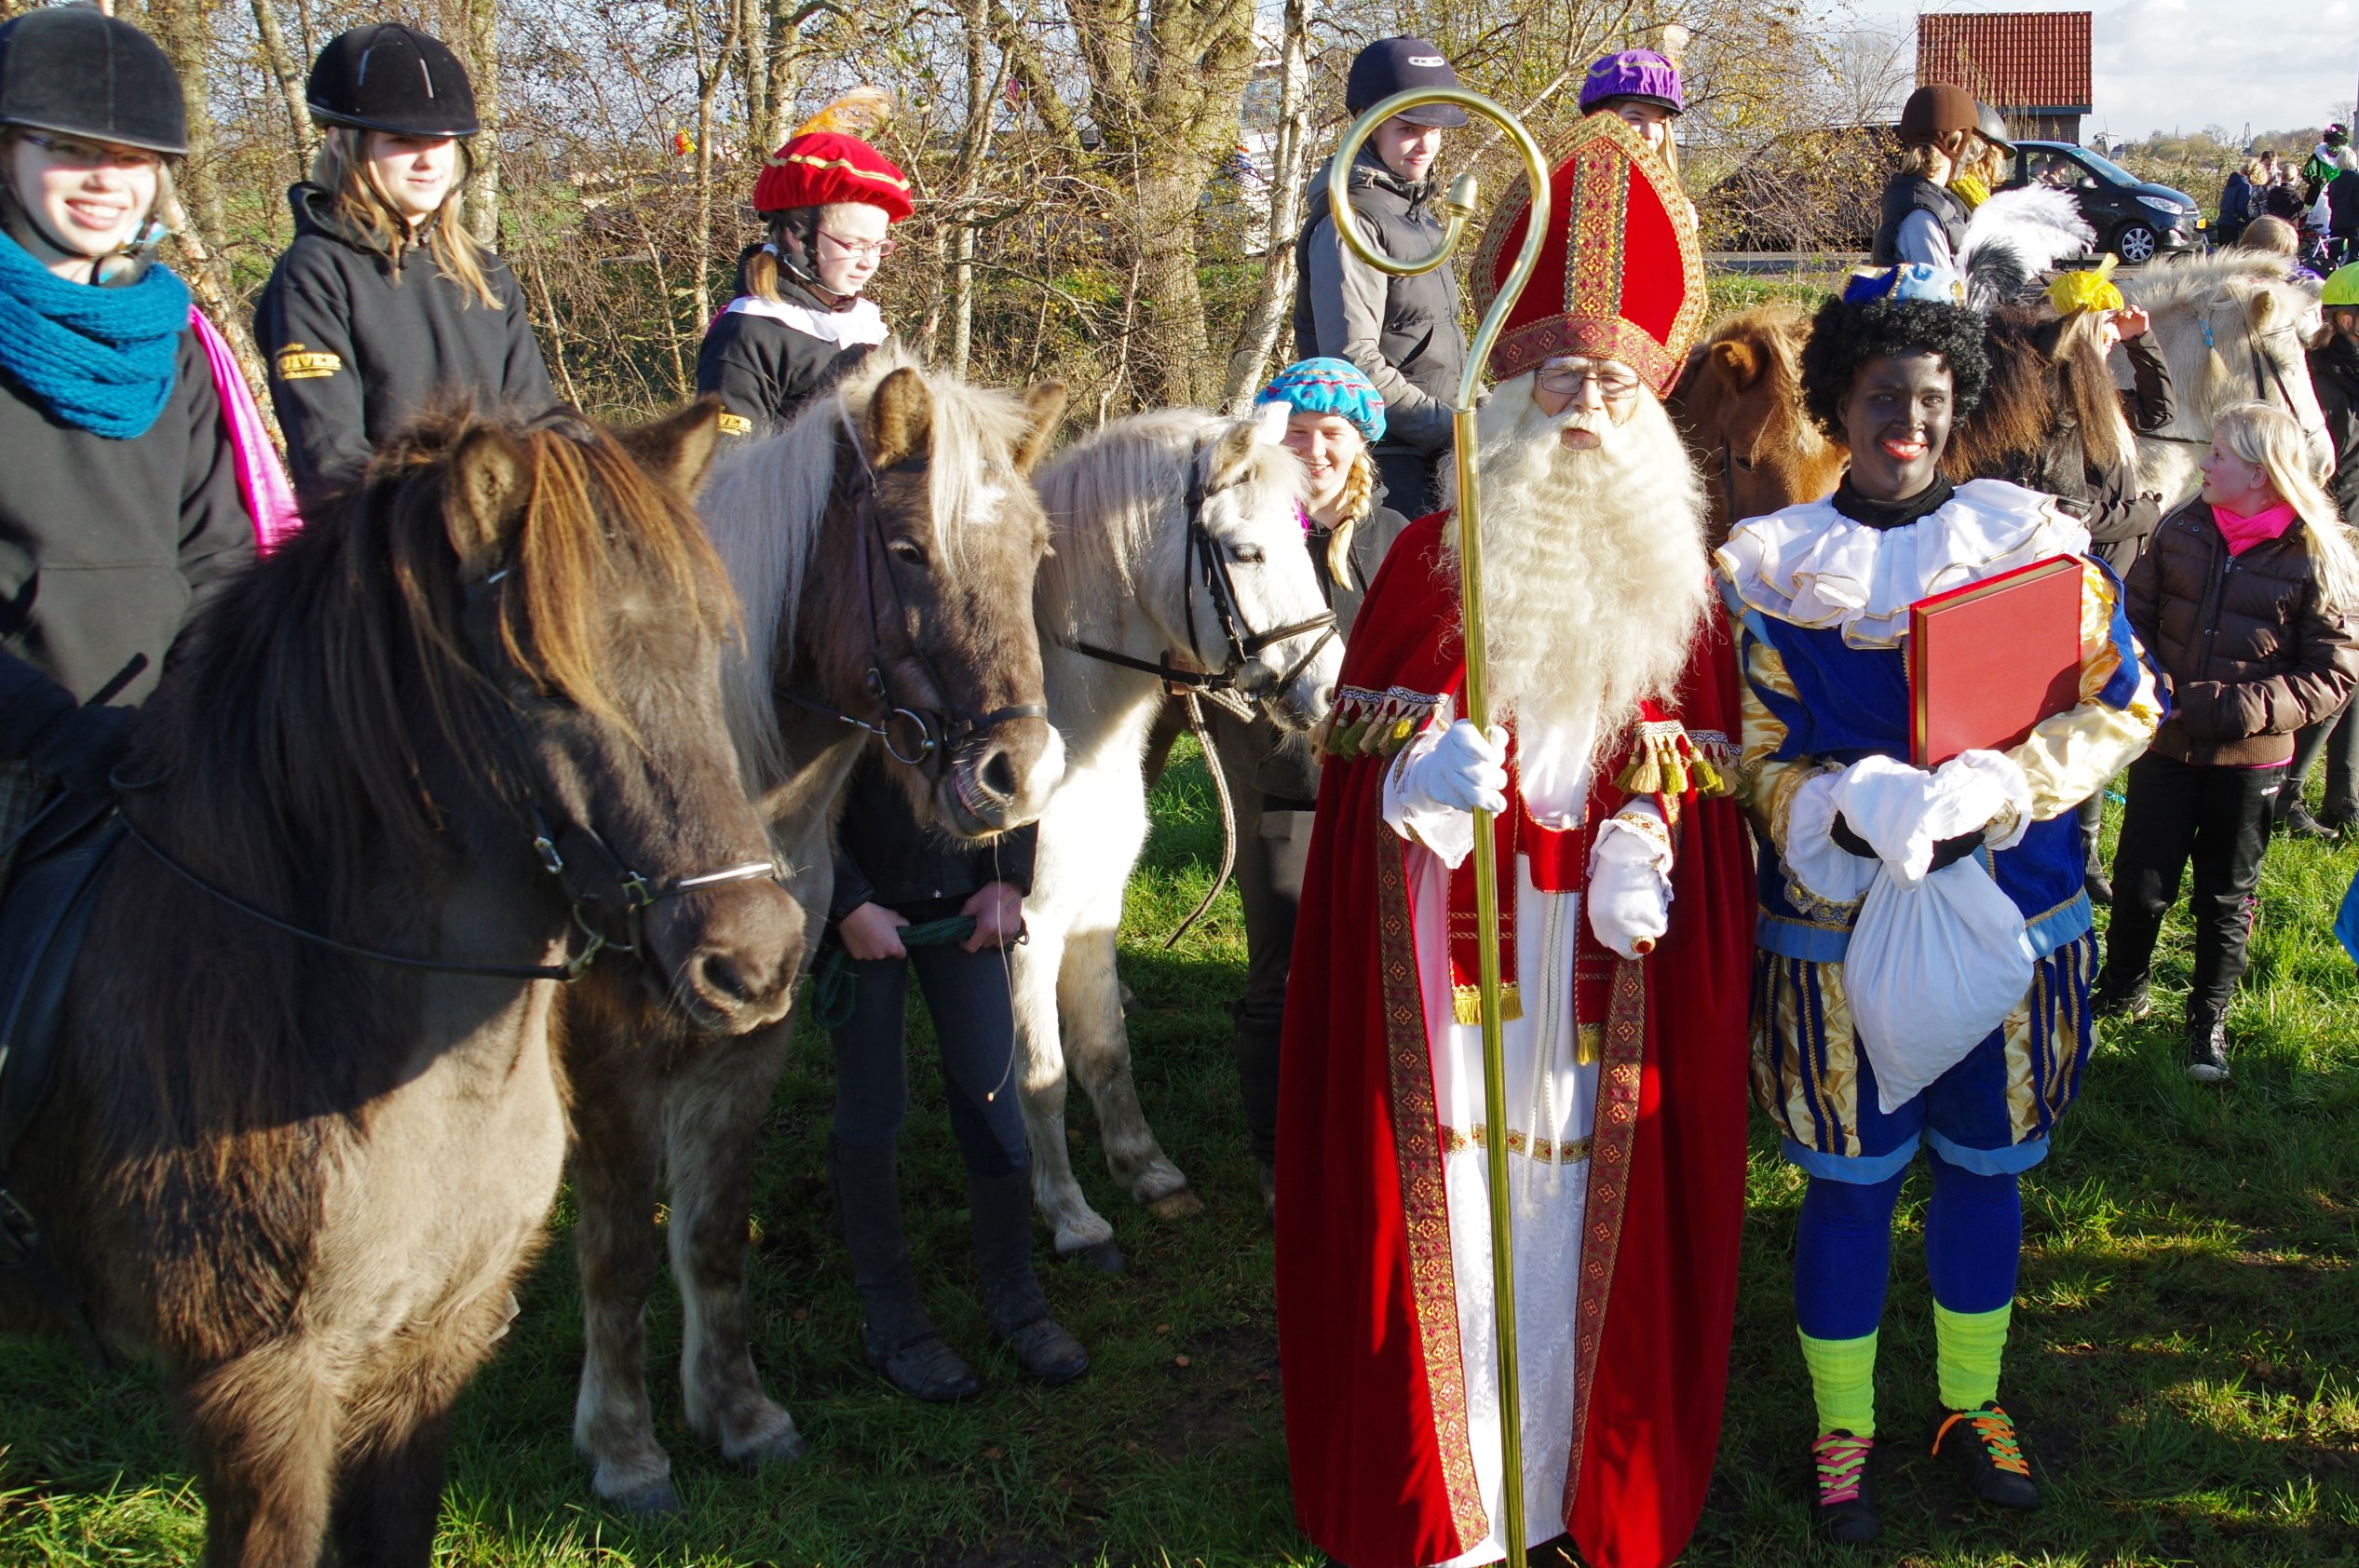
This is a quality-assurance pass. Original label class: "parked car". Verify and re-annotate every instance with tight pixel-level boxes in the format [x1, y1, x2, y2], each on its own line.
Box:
[2008, 140, 2205, 264]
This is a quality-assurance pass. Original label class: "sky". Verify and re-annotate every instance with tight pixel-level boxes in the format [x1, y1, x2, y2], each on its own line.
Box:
[1849, 0, 2359, 143]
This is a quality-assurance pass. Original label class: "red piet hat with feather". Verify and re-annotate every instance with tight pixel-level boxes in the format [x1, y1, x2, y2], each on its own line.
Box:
[752, 129, 913, 221]
[1471, 113, 1706, 397]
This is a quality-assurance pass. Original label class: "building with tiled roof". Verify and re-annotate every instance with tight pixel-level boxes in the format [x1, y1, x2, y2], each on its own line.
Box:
[1918, 10, 2094, 144]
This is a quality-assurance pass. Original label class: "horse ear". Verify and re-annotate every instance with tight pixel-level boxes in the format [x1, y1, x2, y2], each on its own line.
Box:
[1210, 407, 1276, 486]
[2247, 287, 2279, 333]
[1011, 380, 1068, 476]
[616, 398, 725, 500]
[1712, 338, 1765, 390]
[866, 366, 934, 469]
[447, 426, 530, 575]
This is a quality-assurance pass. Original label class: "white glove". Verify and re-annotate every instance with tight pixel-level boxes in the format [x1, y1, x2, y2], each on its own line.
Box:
[1833, 751, 2029, 885]
[1588, 808, 1673, 959]
[1396, 720, 1509, 817]
[1783, 768, 1878, 906]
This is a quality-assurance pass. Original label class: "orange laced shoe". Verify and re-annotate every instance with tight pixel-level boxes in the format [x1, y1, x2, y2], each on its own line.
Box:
[1932, 1399, 2040, 1508]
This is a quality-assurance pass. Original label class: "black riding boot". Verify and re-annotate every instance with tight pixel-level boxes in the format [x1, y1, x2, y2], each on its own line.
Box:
[830, 1136, 980, 1402]
[969, 1169, 1090, 1385]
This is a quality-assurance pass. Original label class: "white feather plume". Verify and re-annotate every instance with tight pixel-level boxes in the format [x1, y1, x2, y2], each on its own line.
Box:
[1957, 185, 2097, 307]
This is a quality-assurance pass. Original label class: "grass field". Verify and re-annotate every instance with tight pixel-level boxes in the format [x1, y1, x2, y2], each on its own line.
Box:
[3, 742, 2356, 1567]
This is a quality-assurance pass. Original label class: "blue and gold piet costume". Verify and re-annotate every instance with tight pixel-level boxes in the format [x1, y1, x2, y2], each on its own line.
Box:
[1716, 478, 2162, 1183]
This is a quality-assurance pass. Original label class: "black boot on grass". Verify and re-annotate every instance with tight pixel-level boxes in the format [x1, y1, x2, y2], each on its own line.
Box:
[2186, 1012, 2231, 1083]
[970, 1168, 1089, 1385]
[2090, 968, 2150, 1021]
[1810, 1430, 1878, 1543]
[831, 1136, 981, 1402]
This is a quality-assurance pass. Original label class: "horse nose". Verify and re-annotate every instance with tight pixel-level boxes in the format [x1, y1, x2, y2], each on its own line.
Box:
[650, 882, 799, 1033]
[951, 720, 1064, 833]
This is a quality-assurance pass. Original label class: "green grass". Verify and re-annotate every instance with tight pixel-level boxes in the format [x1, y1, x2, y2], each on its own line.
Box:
[4, 744, 2357, 1565]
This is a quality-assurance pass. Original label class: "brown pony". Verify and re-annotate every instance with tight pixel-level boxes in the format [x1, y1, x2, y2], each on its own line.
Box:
[563, 351, 1068, 1513]
[2, 402, 801, 1564]
[1669, 304, 1848, 544]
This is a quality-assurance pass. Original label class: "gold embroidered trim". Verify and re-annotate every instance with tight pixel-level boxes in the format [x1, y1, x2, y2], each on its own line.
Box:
[715, 411, 753, 435]
[1321, 683, 1445, 757]
[1613, 718, 1734, 799]
[1450, 980, 1524, 1026]
[1376, 827, 1489, 1546]
[1566, 957, 1648, 1508]
[1439, 1124, 1595, 1165]
[275, 344, 341, 381]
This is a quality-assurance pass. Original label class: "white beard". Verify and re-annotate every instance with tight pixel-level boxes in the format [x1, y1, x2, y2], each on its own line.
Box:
[1445, 373, 1711, 752]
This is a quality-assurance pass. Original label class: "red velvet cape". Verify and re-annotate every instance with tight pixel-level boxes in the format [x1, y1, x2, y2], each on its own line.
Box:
[1274, 512, 1756, 1568]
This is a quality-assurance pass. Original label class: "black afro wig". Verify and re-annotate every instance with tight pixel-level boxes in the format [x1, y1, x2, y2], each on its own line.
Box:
[1798, 294, 1990, 438]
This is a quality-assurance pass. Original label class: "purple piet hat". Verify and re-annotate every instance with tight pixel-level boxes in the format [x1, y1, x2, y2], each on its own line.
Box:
[1579, 49, 1683, 115]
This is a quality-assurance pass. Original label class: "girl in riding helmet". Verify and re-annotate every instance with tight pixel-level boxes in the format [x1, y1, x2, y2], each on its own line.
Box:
[0, 5, 253, 865]
[697, 123, 912, 435]
[1873, 86, 1997, 270]
[256, 24, 554, 506]
[1579, 48, 1684, 177]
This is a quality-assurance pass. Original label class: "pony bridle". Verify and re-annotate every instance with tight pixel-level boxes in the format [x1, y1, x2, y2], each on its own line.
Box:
[2190, 291, 2330, 448]
[1069, 443, 1339, 721]
[779, 410, 1046, 818]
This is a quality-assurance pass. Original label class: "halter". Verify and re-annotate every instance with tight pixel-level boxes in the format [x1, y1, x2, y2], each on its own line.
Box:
[1066, 440, 1339, 720]
[118, 438, 780, 985]
[2168, 290, 2332, 449]
[776, 408, 1047, 791]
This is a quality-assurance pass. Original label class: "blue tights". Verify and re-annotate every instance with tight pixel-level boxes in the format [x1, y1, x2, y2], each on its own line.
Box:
[1793, 1153, 2023, 1341]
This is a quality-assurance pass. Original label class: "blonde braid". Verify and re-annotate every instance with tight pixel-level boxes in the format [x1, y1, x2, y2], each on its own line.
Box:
[1327, 452, 1376, 584]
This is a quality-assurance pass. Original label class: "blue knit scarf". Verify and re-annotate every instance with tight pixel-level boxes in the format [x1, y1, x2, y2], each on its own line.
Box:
[0, 225, 189, 439]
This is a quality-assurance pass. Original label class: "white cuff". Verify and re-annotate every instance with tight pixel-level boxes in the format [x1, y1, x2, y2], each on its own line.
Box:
[1940, 749, 2035, 852]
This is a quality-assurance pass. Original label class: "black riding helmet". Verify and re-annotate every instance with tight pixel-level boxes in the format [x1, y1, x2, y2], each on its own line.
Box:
[306, 24, 479, 138]
[0, 5, 188, 157]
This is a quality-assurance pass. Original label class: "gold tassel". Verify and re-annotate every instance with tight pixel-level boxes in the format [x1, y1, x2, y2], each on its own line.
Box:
[1452, 982, 1525, 1025]
[1574, 1024, 1604, 1067]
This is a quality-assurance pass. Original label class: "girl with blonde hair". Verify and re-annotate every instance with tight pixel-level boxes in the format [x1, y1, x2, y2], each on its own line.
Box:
[256, 24, 553, 505]
[2096, 401, 2359, 1080]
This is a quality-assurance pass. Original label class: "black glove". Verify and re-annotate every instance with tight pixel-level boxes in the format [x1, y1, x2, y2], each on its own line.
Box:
[1829, 810, 1983, 871]
[27, 702, 136, 795]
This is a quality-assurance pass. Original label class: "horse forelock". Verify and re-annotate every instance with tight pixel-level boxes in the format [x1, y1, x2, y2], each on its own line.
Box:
[705, 348, 1044, 789]
[149, 402, 719, 914]
[2128, 253, 2325, 436]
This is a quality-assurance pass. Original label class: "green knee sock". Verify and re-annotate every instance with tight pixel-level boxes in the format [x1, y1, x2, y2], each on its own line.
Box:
[1933, 1302, 2012, 1411]
[1796, 1328, 1878, 1438]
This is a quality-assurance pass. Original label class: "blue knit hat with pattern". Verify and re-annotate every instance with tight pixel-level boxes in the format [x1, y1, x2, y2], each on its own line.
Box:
[1256, 357, 1386, 445]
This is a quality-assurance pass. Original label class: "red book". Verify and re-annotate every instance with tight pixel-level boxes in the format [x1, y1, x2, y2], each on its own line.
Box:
[1908, 555, 2084, 768]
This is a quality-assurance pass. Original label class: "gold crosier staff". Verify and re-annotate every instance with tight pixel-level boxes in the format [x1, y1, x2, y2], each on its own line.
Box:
[1328, 88, 1552, 1563]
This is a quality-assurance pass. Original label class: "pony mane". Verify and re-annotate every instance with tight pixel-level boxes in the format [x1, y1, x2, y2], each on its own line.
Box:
[1033, 407, 1304, 646]
[142, 400, 731, 914]
[701, 345, 1043, 787]
[2124, 250, 2322, 437]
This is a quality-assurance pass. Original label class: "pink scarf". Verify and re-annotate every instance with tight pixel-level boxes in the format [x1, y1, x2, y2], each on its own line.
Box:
[2211, 499, 2299, 556]
[189, 307, 301, 555]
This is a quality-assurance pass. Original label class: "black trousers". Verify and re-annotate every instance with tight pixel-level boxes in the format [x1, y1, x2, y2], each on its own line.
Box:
[831, 938, 1028, 1178]
[2277, 696, 2359, 824]
[2105, 752, 2283, 1023]
[1211, 713, 1315, 1168]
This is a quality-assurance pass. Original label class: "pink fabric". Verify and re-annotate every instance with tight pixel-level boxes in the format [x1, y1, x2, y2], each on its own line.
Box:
[189, 307, 302, 555]
[2210, 499, 2299, 556]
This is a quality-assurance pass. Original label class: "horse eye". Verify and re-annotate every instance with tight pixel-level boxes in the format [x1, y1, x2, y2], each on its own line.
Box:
[889, 540, 927, 565]
[1231, 544, 1266, 564]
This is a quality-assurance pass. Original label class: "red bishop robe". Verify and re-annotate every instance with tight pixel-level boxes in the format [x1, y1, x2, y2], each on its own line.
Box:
[1275, 511, 1756, 1568]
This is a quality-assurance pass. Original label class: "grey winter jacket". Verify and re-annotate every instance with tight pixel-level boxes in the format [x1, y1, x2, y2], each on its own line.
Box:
[1292, 150, 1466, 459]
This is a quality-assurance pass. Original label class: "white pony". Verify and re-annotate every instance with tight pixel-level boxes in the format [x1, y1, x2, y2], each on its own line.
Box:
[1015, 404, 1343, 1263]
[2122, 250, 2330, 507]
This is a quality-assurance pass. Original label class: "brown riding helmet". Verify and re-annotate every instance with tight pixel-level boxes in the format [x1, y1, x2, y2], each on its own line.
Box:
[1897, 84, 1980, 146]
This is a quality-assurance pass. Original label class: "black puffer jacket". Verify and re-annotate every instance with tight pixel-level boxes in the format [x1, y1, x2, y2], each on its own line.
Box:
[2123, 498, 2359, 764]
[255, 183, 556, 506]
[1293, 150, 1465, 461]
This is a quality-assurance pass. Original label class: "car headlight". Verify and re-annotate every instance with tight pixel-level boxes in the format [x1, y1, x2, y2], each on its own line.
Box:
[2137, 195, 2188, 216]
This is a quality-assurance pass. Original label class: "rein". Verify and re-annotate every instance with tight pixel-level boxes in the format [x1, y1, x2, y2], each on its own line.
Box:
[780, 408, 1047, 771]
[1066, 440, 1339, 720]
[115, 562, 779, 986]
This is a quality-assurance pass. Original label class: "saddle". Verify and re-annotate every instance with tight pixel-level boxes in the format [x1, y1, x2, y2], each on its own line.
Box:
[0, 787, 123, 1355]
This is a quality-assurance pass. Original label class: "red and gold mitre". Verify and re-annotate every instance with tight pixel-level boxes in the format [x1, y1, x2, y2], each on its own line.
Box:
[1471, 113, 1706, 397]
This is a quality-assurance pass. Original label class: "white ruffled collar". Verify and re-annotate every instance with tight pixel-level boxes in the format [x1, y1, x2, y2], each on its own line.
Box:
[723, 291, 890, 347]
[1715, 479, 2089, 648]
